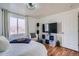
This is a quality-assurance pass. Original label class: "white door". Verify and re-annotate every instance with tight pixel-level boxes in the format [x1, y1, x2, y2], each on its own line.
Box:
[78, 15, 79, 51]
[62, 11, 78, 51]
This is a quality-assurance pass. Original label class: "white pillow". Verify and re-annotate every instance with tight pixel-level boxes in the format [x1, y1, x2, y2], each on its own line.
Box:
[0, 36, 10, 52]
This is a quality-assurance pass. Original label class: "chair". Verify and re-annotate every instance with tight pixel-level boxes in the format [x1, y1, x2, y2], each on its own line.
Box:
[30, 33, 38, 41]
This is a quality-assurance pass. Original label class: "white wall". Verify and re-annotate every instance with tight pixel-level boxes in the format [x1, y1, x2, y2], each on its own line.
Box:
[39, 8, 79, 51]
[27, 17, 38, 38]
[0, 9, 2, 36]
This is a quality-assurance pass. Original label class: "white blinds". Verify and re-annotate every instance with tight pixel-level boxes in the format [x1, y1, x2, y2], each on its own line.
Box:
[8, 13, 28, 40]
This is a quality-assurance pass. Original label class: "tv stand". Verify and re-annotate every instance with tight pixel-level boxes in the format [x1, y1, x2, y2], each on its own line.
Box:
[42, 33, 57, 47]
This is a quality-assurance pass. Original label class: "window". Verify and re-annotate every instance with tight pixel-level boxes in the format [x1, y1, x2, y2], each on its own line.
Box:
[18, 18, 25, 34]
[9, 16, 25, 36]
[9, 17, 17, 35]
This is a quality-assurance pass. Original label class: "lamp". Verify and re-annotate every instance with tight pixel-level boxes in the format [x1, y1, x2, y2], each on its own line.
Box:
[36, 23, 40, 40]
[26, 3, 39, 10]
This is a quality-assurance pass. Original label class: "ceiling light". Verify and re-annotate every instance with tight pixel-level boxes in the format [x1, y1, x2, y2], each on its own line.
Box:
[26, 3, 39, 10]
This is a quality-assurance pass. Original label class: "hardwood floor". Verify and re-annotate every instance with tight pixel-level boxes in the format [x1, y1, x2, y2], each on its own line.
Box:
[45, 44, 79, 56]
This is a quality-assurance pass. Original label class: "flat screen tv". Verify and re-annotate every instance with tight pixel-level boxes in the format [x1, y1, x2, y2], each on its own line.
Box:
[49, 23, 57, 33]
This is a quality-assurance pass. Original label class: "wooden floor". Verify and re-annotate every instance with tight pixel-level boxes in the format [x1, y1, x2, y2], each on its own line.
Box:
[45, 44, 79, 56]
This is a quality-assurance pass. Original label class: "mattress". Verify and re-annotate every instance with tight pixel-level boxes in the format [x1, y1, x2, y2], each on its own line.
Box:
[0, 41, 47, 56]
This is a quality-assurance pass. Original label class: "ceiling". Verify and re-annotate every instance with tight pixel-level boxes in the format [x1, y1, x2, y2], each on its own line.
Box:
[0, 3, 79, 18]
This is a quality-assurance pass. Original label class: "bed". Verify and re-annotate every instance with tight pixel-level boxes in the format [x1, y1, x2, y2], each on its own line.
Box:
[0, 41, 47, 56]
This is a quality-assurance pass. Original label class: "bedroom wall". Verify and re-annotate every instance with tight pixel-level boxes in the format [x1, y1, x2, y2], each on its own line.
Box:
[0, 9, 2, 36]
[39, 8, 79, 51]
[27, 17, 38, 38]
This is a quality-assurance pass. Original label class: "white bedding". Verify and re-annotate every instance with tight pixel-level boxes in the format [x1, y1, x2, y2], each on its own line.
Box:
[0, 41, 47, 56]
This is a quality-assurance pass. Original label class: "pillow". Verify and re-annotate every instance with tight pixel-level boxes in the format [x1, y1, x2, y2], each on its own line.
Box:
[0, 36, 10, 52]
[10, 38, 31, 44]
[30, 33, 36, 38]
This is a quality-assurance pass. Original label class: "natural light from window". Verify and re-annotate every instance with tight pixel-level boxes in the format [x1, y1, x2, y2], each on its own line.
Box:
[9, 16, 25, 36]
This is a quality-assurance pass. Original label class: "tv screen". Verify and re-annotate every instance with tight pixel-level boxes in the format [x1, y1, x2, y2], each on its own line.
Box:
[49, 23, 57, 33]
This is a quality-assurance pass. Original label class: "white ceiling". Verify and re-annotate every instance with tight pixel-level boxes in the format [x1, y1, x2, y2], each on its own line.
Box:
[0, 3, 79, 18]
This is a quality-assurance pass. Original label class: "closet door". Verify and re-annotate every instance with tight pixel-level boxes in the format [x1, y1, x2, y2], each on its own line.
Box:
[78, 14, 79, 51]
[62, 11, 78, 51]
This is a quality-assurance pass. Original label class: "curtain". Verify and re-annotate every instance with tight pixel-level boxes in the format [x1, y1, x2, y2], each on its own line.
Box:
[2, 9, 9, 38]
[0, 9, 2, 36]
[25, 16, 30, 38]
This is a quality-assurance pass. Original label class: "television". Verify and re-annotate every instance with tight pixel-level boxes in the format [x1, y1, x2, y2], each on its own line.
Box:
[49, 23, 57, 33]
[42, 23, 57, 33]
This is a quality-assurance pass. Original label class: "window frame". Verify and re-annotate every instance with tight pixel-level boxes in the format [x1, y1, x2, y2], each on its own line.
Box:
[8, 13, 26, 37]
